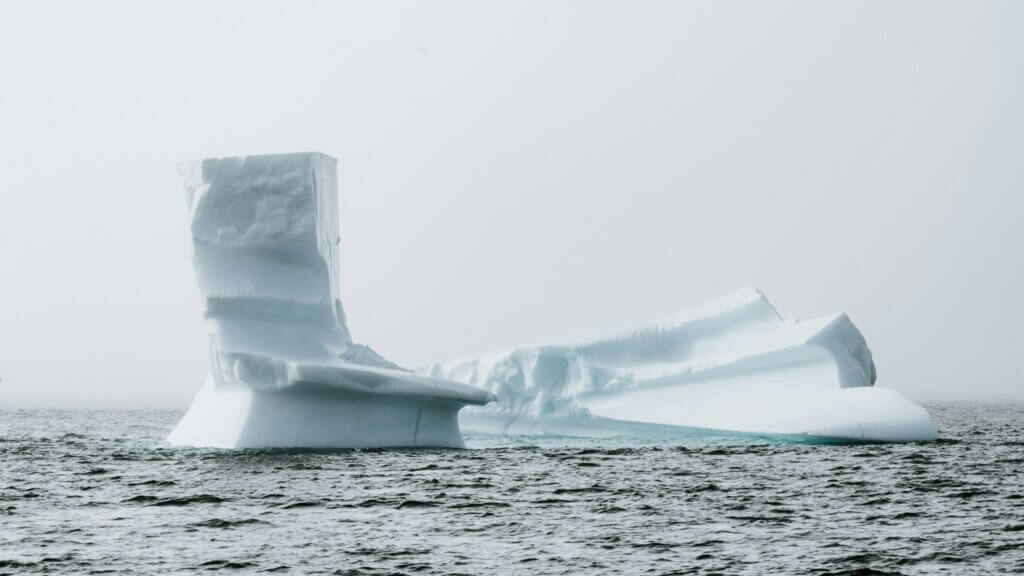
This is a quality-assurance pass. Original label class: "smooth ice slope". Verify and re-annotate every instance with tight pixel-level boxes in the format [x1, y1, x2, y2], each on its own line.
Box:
[423, 289, 936, 442]
[168, 153, 492, 448]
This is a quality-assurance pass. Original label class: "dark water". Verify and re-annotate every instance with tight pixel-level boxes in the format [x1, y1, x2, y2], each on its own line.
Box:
[1, 404, 1021, 575]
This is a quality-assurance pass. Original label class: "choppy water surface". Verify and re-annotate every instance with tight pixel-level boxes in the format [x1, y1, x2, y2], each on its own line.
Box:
[0, 403, 1021, 575]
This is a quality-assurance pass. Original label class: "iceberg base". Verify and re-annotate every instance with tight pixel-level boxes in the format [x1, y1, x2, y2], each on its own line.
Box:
[459, 360, 937, 443]
[168, 378, 467, 449]
[576, 361, 937, 442]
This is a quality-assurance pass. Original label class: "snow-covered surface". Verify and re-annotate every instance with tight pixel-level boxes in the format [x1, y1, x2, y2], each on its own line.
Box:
[168, 153, 491, 448]
[423, 288, 936, 442]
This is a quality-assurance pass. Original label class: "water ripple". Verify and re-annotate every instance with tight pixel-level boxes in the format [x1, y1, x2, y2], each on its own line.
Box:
[0, 404, 1021, 574]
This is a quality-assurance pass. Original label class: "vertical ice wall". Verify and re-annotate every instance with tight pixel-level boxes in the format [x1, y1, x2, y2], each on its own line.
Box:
[180, 153, 352, 362]
[168, 153, 491, 448]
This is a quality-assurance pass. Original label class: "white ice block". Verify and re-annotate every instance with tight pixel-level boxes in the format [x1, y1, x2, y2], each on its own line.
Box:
[168, 153, 492, 448]
[423, 288, 936, 442]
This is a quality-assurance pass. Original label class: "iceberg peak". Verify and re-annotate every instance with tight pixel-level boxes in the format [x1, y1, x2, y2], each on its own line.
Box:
[168, 152, 491, 449]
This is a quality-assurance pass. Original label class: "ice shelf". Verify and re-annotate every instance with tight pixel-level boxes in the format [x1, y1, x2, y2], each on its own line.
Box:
[167, 153, 492, 448]
[422, 288, 937, 442]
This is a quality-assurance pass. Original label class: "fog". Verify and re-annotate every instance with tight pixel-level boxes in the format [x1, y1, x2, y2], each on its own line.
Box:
[1, 1, 1021, 408]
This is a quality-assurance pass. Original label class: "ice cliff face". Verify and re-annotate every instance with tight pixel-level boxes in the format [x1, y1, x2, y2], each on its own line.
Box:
[168, 153, 491, 449]
[180, 154, 352, 361]
[423, 288, 936, 442]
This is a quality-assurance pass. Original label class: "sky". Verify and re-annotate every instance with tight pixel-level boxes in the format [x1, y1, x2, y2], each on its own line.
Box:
[0, 1, 1021, 408]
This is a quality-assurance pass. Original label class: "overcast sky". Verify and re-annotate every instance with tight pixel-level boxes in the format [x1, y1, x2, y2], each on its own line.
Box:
[1, 1, 1021, 408]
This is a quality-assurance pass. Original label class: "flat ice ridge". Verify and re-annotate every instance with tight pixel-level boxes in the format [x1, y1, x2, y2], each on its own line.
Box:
[168, 153, 491, 449]
[423, 288, 936, 442]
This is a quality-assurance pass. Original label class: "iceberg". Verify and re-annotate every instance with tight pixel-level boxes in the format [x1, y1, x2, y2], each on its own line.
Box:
[167, 152, 492, 448]
[422, 288, 937, 442]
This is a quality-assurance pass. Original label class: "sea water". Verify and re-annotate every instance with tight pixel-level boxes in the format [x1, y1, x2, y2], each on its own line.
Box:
[0, 403, 1021, 575]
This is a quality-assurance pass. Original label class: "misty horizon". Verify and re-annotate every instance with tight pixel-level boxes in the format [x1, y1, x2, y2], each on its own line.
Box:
[2, 1, 1022, 409]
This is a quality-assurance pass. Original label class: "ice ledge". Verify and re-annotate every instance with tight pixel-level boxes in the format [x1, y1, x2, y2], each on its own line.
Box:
[422, 288, 936, 443]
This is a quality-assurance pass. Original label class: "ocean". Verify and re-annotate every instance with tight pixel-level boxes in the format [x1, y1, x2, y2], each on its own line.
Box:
[1, 403, 1021, 575]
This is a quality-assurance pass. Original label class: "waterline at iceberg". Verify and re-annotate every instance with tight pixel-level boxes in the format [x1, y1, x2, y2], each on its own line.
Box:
[422, 289, 936, 442]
